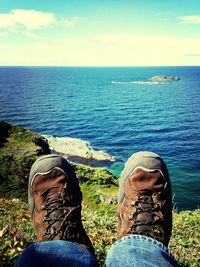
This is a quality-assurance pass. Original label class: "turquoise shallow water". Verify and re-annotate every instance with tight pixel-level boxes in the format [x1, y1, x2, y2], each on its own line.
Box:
[0, 66, 200, 210]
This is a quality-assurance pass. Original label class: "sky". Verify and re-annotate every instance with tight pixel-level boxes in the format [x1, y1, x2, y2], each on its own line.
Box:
[0, 0, 200, 66]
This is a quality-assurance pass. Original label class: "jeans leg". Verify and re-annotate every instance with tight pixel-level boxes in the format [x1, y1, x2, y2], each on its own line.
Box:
[15, 240, 99, 267]
[105, 235, 179, 267]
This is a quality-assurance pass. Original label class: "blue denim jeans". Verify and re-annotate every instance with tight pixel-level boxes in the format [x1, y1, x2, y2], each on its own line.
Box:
[106, 235, 178, 267]
[15, 235, 178, 267]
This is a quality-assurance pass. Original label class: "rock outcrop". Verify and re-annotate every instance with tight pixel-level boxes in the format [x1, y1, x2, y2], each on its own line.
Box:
[44, 135, 116, 162]
[32, 136, 51, 155]
[151, 75, 180, 81]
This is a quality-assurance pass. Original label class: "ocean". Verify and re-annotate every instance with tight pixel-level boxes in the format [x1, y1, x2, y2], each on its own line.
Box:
[0, 66, 199, 210]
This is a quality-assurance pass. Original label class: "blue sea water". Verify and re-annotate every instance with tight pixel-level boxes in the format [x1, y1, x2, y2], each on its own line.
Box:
[0, 66, 199, 210]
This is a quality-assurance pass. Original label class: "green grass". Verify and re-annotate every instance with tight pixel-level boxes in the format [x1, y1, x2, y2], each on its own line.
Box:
[0, 199, 36, 267]
[0, 121, 40, 200]
[169, 210, 200, 267]
[0, 198, 199, 267]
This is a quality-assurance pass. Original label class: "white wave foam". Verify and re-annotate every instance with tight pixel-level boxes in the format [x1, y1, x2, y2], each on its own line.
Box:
[112, 81, 162, 85]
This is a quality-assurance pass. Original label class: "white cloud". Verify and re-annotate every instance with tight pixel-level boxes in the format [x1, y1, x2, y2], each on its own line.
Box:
[62, 17, 80, 27]
[88, 34, 177, 49]
[24, 31, 42, 39]
[154, 12, 171, 17]
[178, 15, 200, 24]
[92, 21, 104, 26]
[184, 53, 200, 57]
[85, 34, 200, 65]
[0, 32, 8, 37]
[89, 33, 200, 50]
[0, 14, 15, 28]
[0, 9, 56, 31]
[0, 33, 200, 66]
[0, 10, 81, 38]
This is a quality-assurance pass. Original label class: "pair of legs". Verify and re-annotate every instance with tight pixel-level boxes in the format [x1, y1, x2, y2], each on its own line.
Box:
[15, 151, 179, 266]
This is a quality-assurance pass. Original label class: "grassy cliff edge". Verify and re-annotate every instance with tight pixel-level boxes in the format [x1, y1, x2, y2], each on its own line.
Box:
[0, 121, 199, 267]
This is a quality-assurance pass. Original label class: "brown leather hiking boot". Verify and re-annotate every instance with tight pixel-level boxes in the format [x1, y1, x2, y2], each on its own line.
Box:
[117, 151, 172, 247]
[28, 154, 95, 254]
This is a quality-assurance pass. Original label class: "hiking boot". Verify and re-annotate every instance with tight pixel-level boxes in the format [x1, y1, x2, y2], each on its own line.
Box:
[28, 154, 95, 254]
[117, 151, 172, 247]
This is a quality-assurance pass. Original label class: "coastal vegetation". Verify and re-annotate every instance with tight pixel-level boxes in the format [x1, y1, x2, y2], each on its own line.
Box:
[0, 121, 199, 267]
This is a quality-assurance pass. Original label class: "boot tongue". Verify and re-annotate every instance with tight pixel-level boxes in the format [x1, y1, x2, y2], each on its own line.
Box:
[132, 169, 166, 193]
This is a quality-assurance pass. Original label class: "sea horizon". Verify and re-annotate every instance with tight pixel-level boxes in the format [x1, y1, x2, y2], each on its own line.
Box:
[0, 65, 200, 68]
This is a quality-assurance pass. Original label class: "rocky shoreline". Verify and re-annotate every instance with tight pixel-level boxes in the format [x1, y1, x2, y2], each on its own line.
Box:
[43, 135, 116, 163]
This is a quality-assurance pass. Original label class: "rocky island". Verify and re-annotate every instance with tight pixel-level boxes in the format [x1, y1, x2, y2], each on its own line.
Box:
[112, 76, 180, 85]
[151, 75, 180, 81]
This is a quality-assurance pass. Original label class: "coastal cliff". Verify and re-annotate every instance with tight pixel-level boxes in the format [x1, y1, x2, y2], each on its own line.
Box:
[0, 120, 117, 200]
[0, 121, 199, 267]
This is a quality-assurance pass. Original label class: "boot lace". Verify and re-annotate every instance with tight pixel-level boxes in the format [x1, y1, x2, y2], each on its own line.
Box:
[41, 192, 81, 240]
[128, 192, 163, 239]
